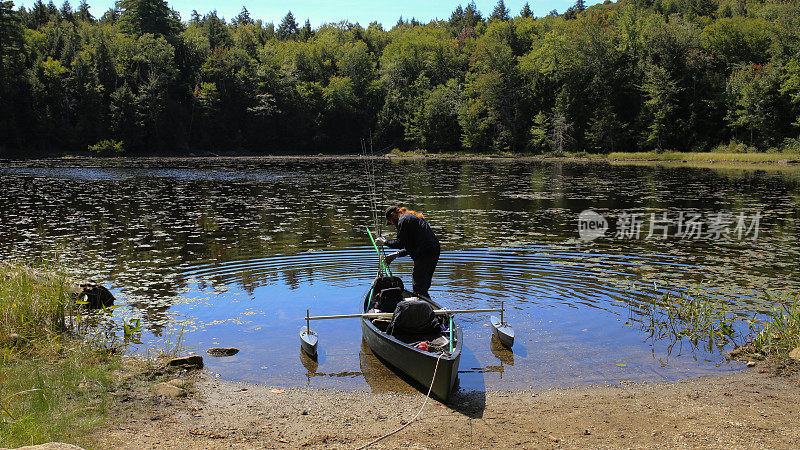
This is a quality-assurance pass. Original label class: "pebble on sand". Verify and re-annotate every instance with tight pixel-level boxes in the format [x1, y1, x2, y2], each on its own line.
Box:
[153, 382, 187, 398]
[13, 444, 86, 450]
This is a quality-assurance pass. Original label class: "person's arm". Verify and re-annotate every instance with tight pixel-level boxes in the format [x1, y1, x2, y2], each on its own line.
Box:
[383, 219, 409, 263]
[384, 249, 408, 264]
[384, 237, 403, 249]
[380, 218, 407, 250]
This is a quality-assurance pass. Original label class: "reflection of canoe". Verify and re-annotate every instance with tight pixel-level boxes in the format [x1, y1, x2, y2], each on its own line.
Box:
[299, 349, 322, 383]
[358, 341, 417, 395]
[360, 276, 462, 402]
[490, 336, 515, 366]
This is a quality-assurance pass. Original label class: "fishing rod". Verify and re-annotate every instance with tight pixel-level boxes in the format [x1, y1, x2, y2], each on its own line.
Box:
[362, 136, 391, 272]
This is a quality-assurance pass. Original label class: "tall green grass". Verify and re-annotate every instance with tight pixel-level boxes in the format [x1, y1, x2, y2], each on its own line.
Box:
[0, 262, 122, 448]
[750, 293, 800, 357]
[1, 342, 120, 447]
[0, 263, 73, 343]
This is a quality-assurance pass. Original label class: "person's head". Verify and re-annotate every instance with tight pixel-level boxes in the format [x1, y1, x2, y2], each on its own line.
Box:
[385, 206, 424, 227]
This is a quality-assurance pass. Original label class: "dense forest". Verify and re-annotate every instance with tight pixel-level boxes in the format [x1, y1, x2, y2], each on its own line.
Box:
[0, 0, 799, 156]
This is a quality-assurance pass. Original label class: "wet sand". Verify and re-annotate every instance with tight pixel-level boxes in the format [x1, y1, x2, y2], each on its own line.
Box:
[98, 365, 799, 449]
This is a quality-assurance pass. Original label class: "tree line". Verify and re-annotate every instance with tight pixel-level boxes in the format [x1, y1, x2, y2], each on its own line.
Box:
[0, 0, 799, 156]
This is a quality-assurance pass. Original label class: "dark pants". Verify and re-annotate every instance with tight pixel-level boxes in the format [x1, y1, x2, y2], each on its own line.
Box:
[412, 248, 440, 299]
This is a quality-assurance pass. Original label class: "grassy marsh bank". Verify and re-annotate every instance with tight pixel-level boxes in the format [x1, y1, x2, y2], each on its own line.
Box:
[0, 262, 136, 448]
[384, 148, 800, 167]
[602, 151, 800, 164]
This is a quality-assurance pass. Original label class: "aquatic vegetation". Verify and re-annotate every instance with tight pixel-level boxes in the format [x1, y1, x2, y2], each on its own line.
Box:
[631, 284, 740, 357]
[749, 293, 800, 358]
[632, 284, 800, 361]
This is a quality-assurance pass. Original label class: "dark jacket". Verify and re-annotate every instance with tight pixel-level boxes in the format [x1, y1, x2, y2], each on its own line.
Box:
[386, 213, 440, 260]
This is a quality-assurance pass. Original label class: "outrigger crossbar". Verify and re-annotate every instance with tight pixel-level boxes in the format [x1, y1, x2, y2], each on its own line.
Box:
[306, 308, 504, 321]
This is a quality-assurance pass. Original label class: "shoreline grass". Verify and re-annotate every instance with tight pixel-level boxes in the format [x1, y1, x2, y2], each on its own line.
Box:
[385, 148, 800, 165]
[0, 262, 124, 448]
[750, 293, 800, 358]
[4, 149, 800, 169]
[602, 151, 800, 163]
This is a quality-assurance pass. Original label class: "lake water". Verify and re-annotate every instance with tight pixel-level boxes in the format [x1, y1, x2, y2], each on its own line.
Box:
[1, 157, 798, 392]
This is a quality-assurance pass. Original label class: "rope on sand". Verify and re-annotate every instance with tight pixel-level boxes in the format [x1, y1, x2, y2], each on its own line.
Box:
[355, 353, 444, 449]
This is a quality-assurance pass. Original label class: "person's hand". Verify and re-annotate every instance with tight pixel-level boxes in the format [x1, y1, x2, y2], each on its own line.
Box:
[376, 236, 387, 246]
[384, 252, 398, 265]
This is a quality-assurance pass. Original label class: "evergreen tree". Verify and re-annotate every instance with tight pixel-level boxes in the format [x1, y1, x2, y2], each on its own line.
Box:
[464, 1, 482, 27]
[94, 36, 115, 96]
[490, 0, 510, 21]
[204, 11, 231, 49]
[0, 1, 23, 73]
[520, 2, 533, 18]
[100, 7, 119, 24]
[16, 5, 31, 28]
[59, 0, 73, 21]
[77, 0, 93, 22]
[234, 6, 252, 25]
[276, 11, 297, 40]
[117, 0, 179, 36]
[299, 19, 313, 41]
[575, 0, 587, 13]
[449, 5, 464, 28]
[0, 0, 25, 148]
[46, 1, 58, 18]
[30, 0, 48, 27]
[189, 9, 200, 25]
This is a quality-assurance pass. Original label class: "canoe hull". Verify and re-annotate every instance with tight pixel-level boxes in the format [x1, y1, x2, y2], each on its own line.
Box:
[361, 281, 462, 402]
[361, 319, 461, 401]
[490, 315, 515, 348]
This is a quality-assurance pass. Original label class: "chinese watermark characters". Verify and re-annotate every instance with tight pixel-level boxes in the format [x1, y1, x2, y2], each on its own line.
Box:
[578, 210, 761, 242]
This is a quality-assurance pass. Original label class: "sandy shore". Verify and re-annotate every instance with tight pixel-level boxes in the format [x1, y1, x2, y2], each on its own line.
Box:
[96, 364, 799, 449]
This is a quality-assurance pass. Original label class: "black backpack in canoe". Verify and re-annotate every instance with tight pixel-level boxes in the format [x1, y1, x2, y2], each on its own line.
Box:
[374, 276, 404, 292]
[386, 299, 441, 337]
[376, 287, 404, 312]
[372, 276, 405, 311]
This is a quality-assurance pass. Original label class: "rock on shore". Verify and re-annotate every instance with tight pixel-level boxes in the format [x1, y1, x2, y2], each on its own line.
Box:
[168, 355, 204, 370]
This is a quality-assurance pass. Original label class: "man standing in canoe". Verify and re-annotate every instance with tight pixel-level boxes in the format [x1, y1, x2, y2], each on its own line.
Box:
[376, 206, 441, 299]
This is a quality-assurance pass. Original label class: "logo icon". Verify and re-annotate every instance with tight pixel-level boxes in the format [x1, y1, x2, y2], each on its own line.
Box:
[578, 209, 608, 241]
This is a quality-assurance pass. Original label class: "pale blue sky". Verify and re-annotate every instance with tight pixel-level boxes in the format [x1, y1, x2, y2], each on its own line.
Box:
[18, 1, 604, 26]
